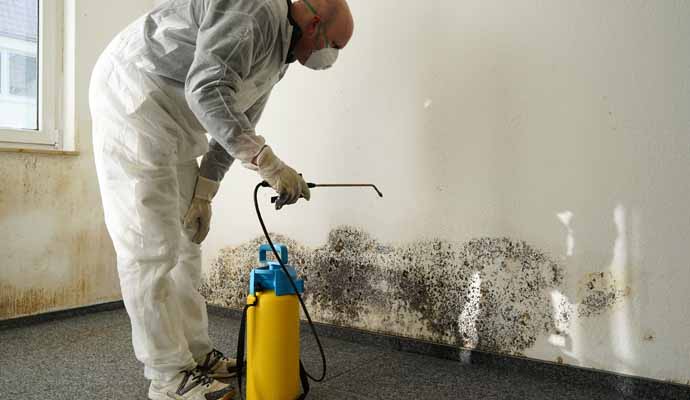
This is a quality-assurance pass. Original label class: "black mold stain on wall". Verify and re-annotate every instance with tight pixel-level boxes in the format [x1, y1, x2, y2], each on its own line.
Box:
[300, 228, 385, 321]
[577, 272, 630, 318]
[202, 226, 602, 355]
[389, 237, 569, 354]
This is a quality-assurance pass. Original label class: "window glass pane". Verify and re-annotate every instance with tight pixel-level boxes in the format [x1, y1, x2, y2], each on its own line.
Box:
[0, 0, 39, 130]
[9, 53, 37, 97]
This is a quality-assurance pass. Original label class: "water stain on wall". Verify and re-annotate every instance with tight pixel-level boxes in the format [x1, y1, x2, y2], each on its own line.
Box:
[202, 226, 624, 355]
[1, 151, 119, 320]
[0, 229, 112, 319]
[0, 281, 88, 319]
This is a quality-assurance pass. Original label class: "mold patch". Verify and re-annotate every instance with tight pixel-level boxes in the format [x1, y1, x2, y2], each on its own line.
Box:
[386, 238, 568, 354]
[577, 272, 630, 317]
[203, 226, 577, 355]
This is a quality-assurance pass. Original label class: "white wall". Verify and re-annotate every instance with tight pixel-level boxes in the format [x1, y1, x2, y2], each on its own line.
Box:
[206, 0, 690, 384]
[0, 0, 154, 318]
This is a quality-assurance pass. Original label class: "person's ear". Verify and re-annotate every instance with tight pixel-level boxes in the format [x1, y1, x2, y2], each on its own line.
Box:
[306, 15, 320, 36]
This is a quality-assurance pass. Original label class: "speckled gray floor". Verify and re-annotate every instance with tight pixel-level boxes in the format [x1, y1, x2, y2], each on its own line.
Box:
[0, 309, 635, 400]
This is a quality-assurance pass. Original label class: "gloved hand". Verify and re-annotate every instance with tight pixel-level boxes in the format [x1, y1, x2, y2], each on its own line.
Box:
[254, 146, 310, 210]
[183, 176, 220, 244]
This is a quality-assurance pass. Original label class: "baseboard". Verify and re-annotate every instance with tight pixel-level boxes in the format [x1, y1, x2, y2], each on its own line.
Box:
[0, 300, 125, 331]
[208, 304, 690, 400]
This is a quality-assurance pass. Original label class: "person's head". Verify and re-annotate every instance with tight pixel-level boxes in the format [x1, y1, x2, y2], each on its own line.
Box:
[289, 0, 354, 70]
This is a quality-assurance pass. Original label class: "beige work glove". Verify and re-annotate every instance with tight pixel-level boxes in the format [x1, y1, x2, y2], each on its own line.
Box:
[183, 176, 220, 244]
[254, 146, 310, 210]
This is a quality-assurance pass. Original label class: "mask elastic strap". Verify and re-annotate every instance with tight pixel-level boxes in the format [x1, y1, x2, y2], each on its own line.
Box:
[320, 28, 331, 49]
[302, 0, 318, 15]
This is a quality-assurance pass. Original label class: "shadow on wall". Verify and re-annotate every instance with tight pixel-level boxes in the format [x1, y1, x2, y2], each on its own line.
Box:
[201, 226, 629, 356]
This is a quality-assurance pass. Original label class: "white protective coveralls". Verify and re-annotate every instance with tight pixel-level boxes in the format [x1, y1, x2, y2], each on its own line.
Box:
[89, 0, 293, 381]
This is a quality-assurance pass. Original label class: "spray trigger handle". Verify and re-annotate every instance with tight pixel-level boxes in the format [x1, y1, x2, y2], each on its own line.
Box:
[270, 183, 316, 204]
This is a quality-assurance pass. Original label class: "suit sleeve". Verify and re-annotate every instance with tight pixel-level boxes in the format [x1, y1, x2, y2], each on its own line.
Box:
[198, 90, 273, 181]
[185, 0, 274, 168]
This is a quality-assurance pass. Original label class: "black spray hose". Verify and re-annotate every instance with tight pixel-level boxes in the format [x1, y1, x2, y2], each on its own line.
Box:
[254, 182, 327, 382]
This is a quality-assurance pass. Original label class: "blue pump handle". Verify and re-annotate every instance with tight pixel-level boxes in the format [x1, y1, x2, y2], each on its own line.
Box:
[259, 243, 288, 264]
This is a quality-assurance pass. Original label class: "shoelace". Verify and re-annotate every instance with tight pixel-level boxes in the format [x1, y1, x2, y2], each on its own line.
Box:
[210, 349, 227, 363]
[189, 367, 214, 387]
[207, 349, 228, 369]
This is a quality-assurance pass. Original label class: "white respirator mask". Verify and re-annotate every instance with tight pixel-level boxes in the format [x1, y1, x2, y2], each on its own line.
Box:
[304, 46, 339, 70]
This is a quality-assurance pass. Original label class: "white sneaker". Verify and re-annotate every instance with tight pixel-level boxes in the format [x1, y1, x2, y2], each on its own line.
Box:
[197, 349, 238, 379]
[148, 367, 236, 400]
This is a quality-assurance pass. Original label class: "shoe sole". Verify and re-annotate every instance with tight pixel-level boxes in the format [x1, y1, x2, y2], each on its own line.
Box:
[206, 365, 238, 380]
[209, 371, 237, 379]
[147, 391, 172, 400]
[149, 389, 236, 400]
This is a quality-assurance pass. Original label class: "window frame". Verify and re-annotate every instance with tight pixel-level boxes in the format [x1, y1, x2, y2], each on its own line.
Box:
[0, 0, 63, 148]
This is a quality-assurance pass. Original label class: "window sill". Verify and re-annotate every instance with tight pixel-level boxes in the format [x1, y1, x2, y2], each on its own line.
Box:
[0, 146, 79, 156]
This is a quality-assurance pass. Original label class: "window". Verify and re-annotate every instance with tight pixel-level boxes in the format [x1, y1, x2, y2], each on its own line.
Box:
[9, 53, 38, 98]
[0, 0, 63, 148]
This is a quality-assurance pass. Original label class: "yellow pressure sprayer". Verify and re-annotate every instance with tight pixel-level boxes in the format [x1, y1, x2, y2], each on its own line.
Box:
[246, 244, 304, 399]
[235, 180, 383, 400]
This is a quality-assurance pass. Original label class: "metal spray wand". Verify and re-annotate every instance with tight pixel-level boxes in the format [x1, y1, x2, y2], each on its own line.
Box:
[265, 181, 384, 207]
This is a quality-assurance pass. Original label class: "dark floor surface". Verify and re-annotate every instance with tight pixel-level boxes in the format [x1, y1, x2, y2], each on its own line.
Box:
[0, 309, 638, 399]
